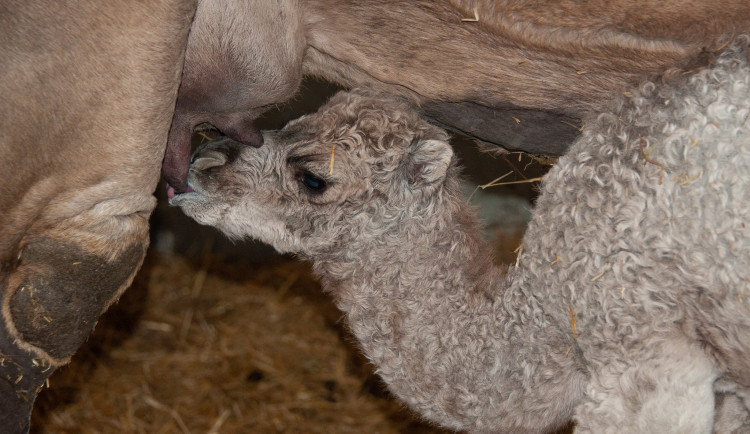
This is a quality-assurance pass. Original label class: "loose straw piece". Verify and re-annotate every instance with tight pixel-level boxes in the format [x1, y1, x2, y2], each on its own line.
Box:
[680, 173, 701, 186]
[671, 173, 688, 183]
[639, 136, 664, 185]
[208, 409, 232, 434]
[561, 120, 586, 132]
[468, 171, 512, 202]
[568, 306, 580, 340]
[589, 268, 606, 282]
[479, 171, 513, 190]
[482, 177, 544, 189]
[513, 244, 524, 268]
[329, 145, 336, 175]
[717, 32, 735, 51]
[461, 8, 479, 22]
[143, 395, 191, 434]
[196, 131, 214, 143]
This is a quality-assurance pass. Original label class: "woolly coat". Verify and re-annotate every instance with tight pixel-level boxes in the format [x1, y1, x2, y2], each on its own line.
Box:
[172, 38, 750, 432]
[512, 37, 750, 432]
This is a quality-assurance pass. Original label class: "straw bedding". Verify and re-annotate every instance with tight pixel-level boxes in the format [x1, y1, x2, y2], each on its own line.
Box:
[30, 249, 454, 433]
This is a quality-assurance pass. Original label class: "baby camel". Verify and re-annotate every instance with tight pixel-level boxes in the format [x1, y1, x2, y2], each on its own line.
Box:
[171, 41, 750, 432]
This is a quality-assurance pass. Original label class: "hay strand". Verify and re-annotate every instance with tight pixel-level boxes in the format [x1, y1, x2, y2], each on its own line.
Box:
[717, 32, 735, 51]
[329, 145, 336, 175]
[561, 120, 586, 132]
[482, 177, 544, 189]
[460, 8, 479, 22]
[31, 253, 457, 433]
[568, 306, 581, 340]
[639, 136, 664, 185]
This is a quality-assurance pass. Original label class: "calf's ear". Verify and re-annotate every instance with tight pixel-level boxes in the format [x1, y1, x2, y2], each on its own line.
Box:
[402, 138, 454, 189]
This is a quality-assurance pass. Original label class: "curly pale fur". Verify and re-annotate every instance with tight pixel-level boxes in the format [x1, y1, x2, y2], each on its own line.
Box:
[172, 38, 750, 432]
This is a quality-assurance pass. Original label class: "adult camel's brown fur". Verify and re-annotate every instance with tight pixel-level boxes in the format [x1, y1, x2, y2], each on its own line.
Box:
[0, 2, 196, 432]
[163, 0, 750, 192]
[300, 0, 750, 154]
[2, 0, 749, 432]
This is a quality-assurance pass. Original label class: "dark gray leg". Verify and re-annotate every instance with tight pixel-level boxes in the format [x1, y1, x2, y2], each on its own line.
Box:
[0, 238, 146, 433]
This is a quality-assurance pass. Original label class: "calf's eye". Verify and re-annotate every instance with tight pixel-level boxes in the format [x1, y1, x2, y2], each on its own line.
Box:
[299, 171, 327, 193]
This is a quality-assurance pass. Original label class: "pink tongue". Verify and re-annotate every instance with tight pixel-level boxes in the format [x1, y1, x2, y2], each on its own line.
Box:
[166, 184, 194, 199]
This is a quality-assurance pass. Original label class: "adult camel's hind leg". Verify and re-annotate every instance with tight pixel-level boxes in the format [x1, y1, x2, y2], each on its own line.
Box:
[0, 1, 195, 431]
[0, 221, 149, 432]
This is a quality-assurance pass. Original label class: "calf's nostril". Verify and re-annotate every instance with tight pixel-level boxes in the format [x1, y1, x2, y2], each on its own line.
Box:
[191, 150, 228, 170]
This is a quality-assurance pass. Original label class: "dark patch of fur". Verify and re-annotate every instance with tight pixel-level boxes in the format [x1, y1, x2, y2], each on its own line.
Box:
[422, 101, 582, 155]
[0, 310, 44, 434]
[8, 239, 144, 359]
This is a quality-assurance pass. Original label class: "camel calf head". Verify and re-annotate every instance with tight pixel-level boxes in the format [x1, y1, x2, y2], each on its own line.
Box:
[171, 88, 455, 255]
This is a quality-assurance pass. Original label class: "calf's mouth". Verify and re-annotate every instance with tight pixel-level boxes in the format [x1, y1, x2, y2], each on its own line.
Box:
[168, 137, 243, 200]
[163, 113, 263, 196]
